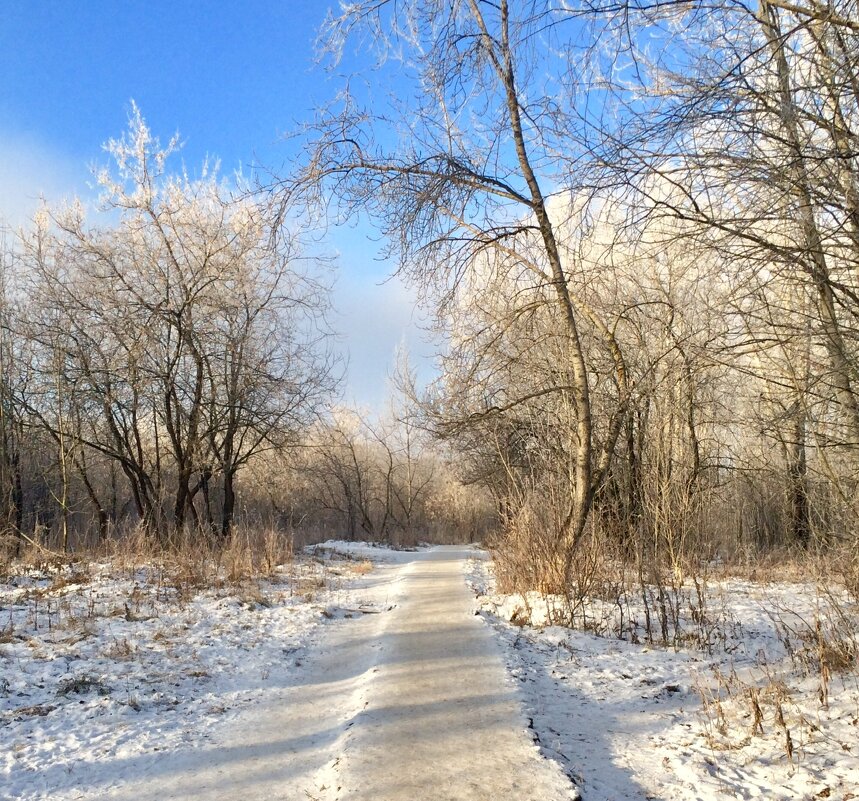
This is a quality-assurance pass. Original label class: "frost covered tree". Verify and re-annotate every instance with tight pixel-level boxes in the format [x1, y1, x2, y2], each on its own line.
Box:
[289, 0, 859, 586]
[20, 107, 337, 542]
[290, 0, 638, 585]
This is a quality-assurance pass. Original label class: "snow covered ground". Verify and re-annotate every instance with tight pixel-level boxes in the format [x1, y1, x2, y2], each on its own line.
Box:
[2, 540, 572, 801]
[466, 556, 859, 801]
[4, 541, 857, 801]
[0, 547, 372, 801]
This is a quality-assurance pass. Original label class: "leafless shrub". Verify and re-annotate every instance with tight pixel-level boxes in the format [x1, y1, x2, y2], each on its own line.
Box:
[56, 674, 110, 697]
[841, 548, 859, 603]
[766, 593, 857, 706]
[491, 501, 567, 598]
[350, 559, 373, 576]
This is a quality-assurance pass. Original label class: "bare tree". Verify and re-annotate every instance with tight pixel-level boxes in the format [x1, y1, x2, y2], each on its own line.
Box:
[19, 107, 337, 545]
[289, 0, 641, 580]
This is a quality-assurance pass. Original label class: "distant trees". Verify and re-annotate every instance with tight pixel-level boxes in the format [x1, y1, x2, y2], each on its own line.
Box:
[297, 358, 450, 545]
[300, 409, 422, 542]
[234, 393, 495, 548]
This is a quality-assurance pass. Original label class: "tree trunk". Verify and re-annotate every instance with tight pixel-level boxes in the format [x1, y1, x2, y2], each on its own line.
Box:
[788, 412, 811, 548]
[470, 0, 594, 567]
[221, 469, 237, 540]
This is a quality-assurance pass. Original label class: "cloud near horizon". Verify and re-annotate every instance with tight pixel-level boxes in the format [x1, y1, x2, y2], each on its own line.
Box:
[0, 130, 93, 230]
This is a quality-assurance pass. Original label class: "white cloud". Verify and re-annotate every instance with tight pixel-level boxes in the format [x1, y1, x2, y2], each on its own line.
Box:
[331, 267, 437, 411]
[0, 131, 89, 229]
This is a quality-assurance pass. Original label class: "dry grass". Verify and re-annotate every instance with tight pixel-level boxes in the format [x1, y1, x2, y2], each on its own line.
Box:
[0, 525, 312, 650]
[694, 585, 859, 771]
[56, 674, 110, 697]
[103, 637, 136, 661]
[349, 559, 374, 576]
[841, 547, 859, 603]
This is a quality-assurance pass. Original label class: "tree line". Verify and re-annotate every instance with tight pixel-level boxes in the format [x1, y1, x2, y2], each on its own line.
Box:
[0, 107, 491, 554]
[290, 0, 859, 590]
[0, 109, 339, 550]
[3, 2, 859, 592]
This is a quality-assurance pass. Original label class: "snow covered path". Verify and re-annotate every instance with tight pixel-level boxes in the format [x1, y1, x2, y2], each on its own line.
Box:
[326, 546, 576, 801]
[67, 546, 576, 801]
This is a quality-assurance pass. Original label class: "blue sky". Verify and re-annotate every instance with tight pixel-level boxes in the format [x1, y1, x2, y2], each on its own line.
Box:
[0, 1, 431, 410]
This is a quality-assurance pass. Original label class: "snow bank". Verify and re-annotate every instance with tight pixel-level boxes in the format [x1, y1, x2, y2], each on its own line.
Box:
[467, 555, 859, 801]
[307, 539, 437, 564]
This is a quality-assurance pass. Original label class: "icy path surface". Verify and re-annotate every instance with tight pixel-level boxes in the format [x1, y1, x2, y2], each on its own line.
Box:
[327, 546, 576, 801]
[90, 546, 576, 801]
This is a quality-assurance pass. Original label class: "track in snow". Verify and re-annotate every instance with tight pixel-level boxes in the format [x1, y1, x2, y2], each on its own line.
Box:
[73, 546, 578, 801]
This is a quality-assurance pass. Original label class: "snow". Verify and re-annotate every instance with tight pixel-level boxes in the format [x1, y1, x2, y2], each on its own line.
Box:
[307, 539, 427, 565]
[317, 545, 577, 801]
[465, 556, 859, 801]
[3, 542, 857, 800]
[0, 551, 362, 801]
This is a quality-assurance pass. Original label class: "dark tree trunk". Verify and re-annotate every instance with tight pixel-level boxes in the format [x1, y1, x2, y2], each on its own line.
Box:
[221, 469, 237, 540]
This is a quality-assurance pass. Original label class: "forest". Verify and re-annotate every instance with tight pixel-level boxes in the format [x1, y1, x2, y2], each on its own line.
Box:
[3, 2, 859, 799]
[2, 0, 857, 594]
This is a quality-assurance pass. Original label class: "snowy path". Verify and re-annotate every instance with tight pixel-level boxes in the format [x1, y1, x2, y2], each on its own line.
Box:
[325, 546, 576, 801]
[76, 546, 576, 801]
